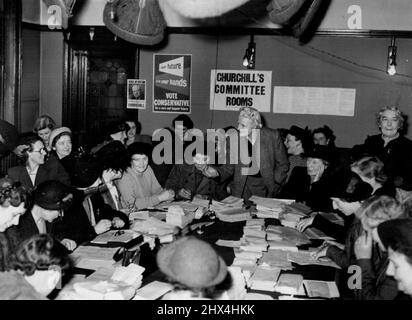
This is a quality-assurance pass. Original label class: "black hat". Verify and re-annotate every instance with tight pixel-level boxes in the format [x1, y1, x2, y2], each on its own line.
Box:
[104, 121, 129, 138]
[172, 115, 194, 130]
[329, 169, 373, 202]
[378, 219, 412, 253]
[94, 140, 129, 172]
[33, 180, 73, 210]
[70, 158, 101, 189]
[127, 142, 153, 159]
[307, 145, 333, 164]
[103, 0, 166, 46]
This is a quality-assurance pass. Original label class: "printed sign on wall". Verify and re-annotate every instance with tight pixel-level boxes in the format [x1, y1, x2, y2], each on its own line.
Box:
[127, 79, 146, 109]
[210, 70, 272, 112]
[153, 54, 192, 113]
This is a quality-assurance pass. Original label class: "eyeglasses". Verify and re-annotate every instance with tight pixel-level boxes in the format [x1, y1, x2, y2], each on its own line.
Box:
[32, 147, 47, 154]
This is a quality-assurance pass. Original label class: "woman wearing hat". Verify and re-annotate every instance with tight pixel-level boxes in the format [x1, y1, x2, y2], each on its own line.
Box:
[48, 127, 73, 161]
[16, 180, 91, 251]
[0, 234, 72, 300]
[90, 120, 129, 154]
[156, 237, 229, 300]
[116, 142, 175, 212]
[378, 219, 412, 298]
[7, 134, 70, 191]
[0, 178, 28, 271]
[279, 145, 335, 212]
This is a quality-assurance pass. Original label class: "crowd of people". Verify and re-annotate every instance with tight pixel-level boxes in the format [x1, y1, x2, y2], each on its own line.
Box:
[1, 105, 412, 300]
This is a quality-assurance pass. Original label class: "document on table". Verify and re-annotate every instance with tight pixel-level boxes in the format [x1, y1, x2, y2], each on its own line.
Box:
[303, 280, 340, 299]
[133, 281, 174, 300]
[287, 251, 341, 269]
[90, 230, 137, 245]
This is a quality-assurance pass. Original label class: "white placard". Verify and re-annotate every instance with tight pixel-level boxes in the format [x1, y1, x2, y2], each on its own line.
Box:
[273, 86, 356, 116]
[210, 70, 272, 112]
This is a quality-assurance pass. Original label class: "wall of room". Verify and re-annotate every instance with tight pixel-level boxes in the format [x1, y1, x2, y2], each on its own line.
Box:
[39, 31, 64, 126]
[138, 34, 412, 148]
[20, 28, 40, 133]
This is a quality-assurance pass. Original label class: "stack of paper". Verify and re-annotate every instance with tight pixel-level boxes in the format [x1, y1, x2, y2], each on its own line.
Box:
[240, 237, 268, 252]
[216, 208, 251, 222]
[133, 281, 174, 300]
[249, 196, 292, 219]
[243, 228, 267, 239]
[70, 246, 119, 270]
[274, 273, 304, 295]
[303, 280, 340, 299]
[267, 240, 298, 252]
[280, 213, 302, 228]
[284, 202, 312, 216]
[245, 219, 265, 228]
[260, 250, 293, 270]
[166, 205, 195, 228]
[131, 217, 178, 237]
[249, 266, 281, 292]
[220, 196, 244, 207]
[210, 196, 244, 213]
[231, 250, 262, 268]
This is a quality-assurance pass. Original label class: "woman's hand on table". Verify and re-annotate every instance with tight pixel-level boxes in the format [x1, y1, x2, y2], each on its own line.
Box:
[296, 215, 315, 232]
[178, 188, 192, 200]
[112, 217, 125, 229]
[311, 243, 329, 260]
[61, 238, 77, 251]
[158, 189, 175, 202]
[354, 231, 373, 259]
[94, 219, 112, 234]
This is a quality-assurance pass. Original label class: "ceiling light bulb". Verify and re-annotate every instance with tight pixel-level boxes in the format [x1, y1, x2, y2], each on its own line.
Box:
[387, 64, 396, 76]
[243, 57, 249, 67]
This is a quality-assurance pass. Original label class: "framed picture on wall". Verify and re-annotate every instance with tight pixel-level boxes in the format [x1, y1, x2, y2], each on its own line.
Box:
[127, 79, 146, 109]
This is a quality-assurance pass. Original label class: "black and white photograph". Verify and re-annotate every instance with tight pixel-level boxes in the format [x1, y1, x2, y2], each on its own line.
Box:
[1, 0, 412, 313]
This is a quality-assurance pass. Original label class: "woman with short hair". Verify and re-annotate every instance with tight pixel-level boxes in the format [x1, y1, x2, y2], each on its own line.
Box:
[116, 142, 175, 212]
[0, 178, 27, 271]
[0, 234, 72, 300]
[48, 127, 72, 161]
[32, 115, 56, 152]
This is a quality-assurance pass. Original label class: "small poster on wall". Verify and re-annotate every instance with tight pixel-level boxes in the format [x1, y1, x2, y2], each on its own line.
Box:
[153, 54, 192, 114]
[209, 70, 272, 113]
[127, 79, 146, 109]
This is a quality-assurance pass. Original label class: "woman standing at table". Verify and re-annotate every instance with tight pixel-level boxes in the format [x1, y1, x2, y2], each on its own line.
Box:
[116, 142, 175, 212]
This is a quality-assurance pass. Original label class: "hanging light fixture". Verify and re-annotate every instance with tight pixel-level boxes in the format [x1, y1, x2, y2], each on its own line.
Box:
[387, 36, 397, 76]
[242, 35, 256, 69]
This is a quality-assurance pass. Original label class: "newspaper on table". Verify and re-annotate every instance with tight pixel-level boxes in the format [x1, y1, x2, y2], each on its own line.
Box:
[133, 281, 174, 300]
[260, 249, 293, 270]
[274, 273, 304, 295]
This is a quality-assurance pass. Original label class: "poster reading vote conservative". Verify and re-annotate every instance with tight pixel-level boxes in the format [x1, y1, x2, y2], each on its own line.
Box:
[153, 54, 192, 114]
[210, 70, 272, 112]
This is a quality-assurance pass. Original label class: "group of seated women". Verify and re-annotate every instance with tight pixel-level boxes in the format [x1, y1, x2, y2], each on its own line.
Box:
[1, 104, 412, 300]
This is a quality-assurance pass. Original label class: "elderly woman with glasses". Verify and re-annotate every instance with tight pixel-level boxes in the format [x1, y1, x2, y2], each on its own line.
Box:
[7, 134, 70, 191]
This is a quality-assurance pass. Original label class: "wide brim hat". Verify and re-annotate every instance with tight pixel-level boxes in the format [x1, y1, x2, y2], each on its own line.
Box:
[267, 0, 308, 24]
[306, 145, 333, 164]
[127, 142, 153, 159]
[157, 237, 227, 289]
[103, 0, 166, 46]
[92, 140, 128, 173]
[70, 158, 101, 189]
[164, 0, 250, 18]
[33, 180, 73, 211]
[49, 127, 72, 148]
